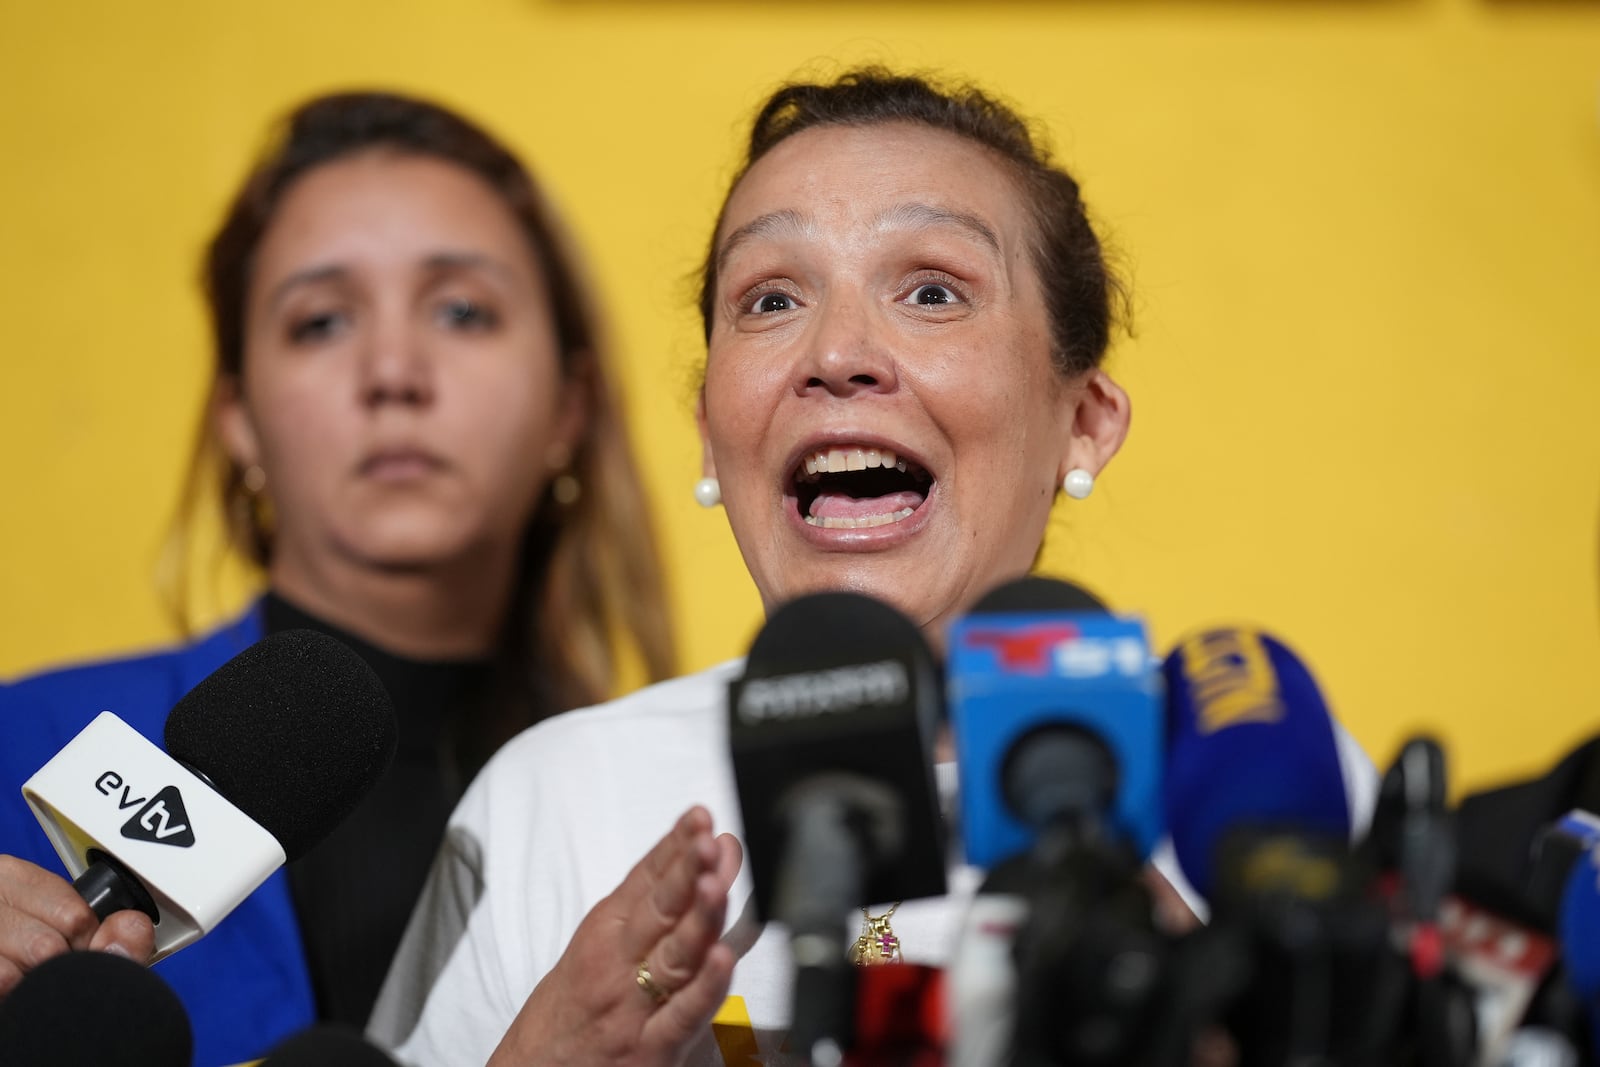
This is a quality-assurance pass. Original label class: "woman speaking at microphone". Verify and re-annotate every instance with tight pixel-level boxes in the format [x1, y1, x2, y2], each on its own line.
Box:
[370, 67, 1381, 1067]
[0, 92, 675, 1065]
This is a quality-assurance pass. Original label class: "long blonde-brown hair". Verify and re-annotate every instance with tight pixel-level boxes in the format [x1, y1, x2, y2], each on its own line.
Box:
[166, 91, 675, 769]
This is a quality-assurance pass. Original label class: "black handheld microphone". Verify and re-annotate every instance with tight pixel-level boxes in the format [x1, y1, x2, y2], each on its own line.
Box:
[1364, 737, 1479, 1067]
[260, 1023, 402, 1066]
[965, 574, 1109, 615]
[0, 950, 192, 1066]
[728, 591, 946, 1066]
[22, 629, 397, 960]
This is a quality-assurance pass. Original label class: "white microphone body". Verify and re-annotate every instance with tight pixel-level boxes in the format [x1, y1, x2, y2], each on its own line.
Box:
[947, 891, 1029, 1067]
[22, 711, 285, 961]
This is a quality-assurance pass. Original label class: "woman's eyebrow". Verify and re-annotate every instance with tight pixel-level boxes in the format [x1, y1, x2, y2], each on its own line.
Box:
[265, 264, 346, 313]
[873, 202, 1000, 254]
[715, 209, 810, 272]
[714, 202, 999, 275]
[420, 251, 517, 283]
[264, 252, 517, 313]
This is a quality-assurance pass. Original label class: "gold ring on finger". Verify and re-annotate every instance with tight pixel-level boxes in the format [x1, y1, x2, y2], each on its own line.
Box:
[635, 959, 670, 1005]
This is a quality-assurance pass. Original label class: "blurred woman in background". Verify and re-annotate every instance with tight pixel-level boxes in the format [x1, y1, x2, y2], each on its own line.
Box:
[0, 90, 675, 1065]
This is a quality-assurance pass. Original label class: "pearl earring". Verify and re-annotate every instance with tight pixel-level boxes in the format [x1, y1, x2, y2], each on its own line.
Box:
[694, 477, 722, 508]
[1062, 468, 1094, 500]
[242, 465, 267, 494]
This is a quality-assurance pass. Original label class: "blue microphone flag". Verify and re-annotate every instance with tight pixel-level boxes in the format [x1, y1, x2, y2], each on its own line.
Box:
[947, 611, 1163, 869]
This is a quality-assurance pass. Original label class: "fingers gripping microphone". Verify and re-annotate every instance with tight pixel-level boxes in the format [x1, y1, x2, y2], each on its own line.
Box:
[728, 592, 947, 1065]
[21, 629, 397, 961]
[0, 950, 193, 1066]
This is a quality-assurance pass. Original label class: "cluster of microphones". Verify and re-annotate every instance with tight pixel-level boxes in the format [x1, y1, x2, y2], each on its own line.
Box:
[727, 578, 1600, 1067]
[3, 583, 1596, 1066]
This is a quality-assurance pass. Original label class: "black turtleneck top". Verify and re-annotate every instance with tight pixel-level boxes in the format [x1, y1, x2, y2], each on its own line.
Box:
[262, 593, 494, 1028]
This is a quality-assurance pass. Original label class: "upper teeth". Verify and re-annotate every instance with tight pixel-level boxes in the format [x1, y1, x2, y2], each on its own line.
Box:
[802, 447, 908, 478]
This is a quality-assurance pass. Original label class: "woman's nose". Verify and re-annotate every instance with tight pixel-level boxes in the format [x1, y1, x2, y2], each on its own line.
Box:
[795, 298, 899, 398]
[358, 321, 434, 408]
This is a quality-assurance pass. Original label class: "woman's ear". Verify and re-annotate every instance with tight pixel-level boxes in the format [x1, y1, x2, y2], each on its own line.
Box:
[694, 387, 719, 481]
[212, 376, 262, 471]
[553, 353, 594, 467]
[1058, 369, 1131, 482]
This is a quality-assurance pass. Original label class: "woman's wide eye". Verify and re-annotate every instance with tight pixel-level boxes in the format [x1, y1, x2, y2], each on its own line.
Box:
[753, 292, 795, 314]
[908, 283, 958, 306]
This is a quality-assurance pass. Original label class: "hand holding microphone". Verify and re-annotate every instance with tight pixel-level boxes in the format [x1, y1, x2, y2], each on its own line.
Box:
[0, 854, 157, 997]
[1, 628, 395, 994]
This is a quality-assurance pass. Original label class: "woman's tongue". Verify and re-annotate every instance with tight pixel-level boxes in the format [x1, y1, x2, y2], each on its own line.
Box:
[807, 488, 925, 528]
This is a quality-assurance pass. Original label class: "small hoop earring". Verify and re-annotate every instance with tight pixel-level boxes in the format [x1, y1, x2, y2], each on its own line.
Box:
[694, 477, 722, 509]
[242, 465, 267, 495]
[552, 473, 581, 506]
[1062, 468, 1094, 500]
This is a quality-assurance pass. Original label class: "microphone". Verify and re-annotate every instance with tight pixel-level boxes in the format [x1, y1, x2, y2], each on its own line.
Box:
[1448, 740, 1600, 1063]
[0, 950, 192, 1065]
[21, 629, 396, 960]
[945, 576, 1169, 1067]
[1558, 827, 1600, 1059]
[1162, 626, 1351, 901]
[841, 963, 947, 1067]
[727, 591, 946, 1065]
[1524, 809, 1600, 1061]
[1163, 626, 1400, 1065]
[1365, 736, 1479, 1067]
[260, 1023, 402, 1065]
[946, 576, 1162, 870]
[962, 573, 1109, 615]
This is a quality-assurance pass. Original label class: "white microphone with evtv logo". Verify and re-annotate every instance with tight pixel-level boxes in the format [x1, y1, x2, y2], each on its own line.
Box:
[21, 629, 396, 961]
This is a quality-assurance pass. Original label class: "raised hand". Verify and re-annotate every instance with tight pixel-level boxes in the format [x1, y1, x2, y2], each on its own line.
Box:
[489, 806, 743, 1067]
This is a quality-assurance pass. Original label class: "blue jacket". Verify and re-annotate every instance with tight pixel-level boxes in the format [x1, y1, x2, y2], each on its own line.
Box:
[0, 605, 316, 1066]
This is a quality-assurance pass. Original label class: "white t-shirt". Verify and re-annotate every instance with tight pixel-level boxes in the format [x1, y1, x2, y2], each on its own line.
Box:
[368, 661, 1379, 1067]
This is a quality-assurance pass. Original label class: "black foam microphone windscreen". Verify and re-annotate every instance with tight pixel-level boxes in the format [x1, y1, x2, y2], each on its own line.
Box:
[260, 1023, 402, 1066]
[0, 951, 192, 1066]
[969, 575, 1109, 615]
[732, 590, 948, 920]
[163, 628, 397, 861]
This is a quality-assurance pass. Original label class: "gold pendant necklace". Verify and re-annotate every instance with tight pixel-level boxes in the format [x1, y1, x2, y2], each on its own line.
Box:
[848, 901, 903, 965]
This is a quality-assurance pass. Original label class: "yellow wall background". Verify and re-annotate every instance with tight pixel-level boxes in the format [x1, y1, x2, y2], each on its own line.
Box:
[2, 0, 1597, 798]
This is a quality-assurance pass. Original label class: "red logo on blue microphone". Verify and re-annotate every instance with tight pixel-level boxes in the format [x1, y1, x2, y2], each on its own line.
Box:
[962, 624, 1082, 674]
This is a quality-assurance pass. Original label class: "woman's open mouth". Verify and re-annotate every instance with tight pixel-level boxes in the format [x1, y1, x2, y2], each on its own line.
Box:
[792, 446, 933, 530]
